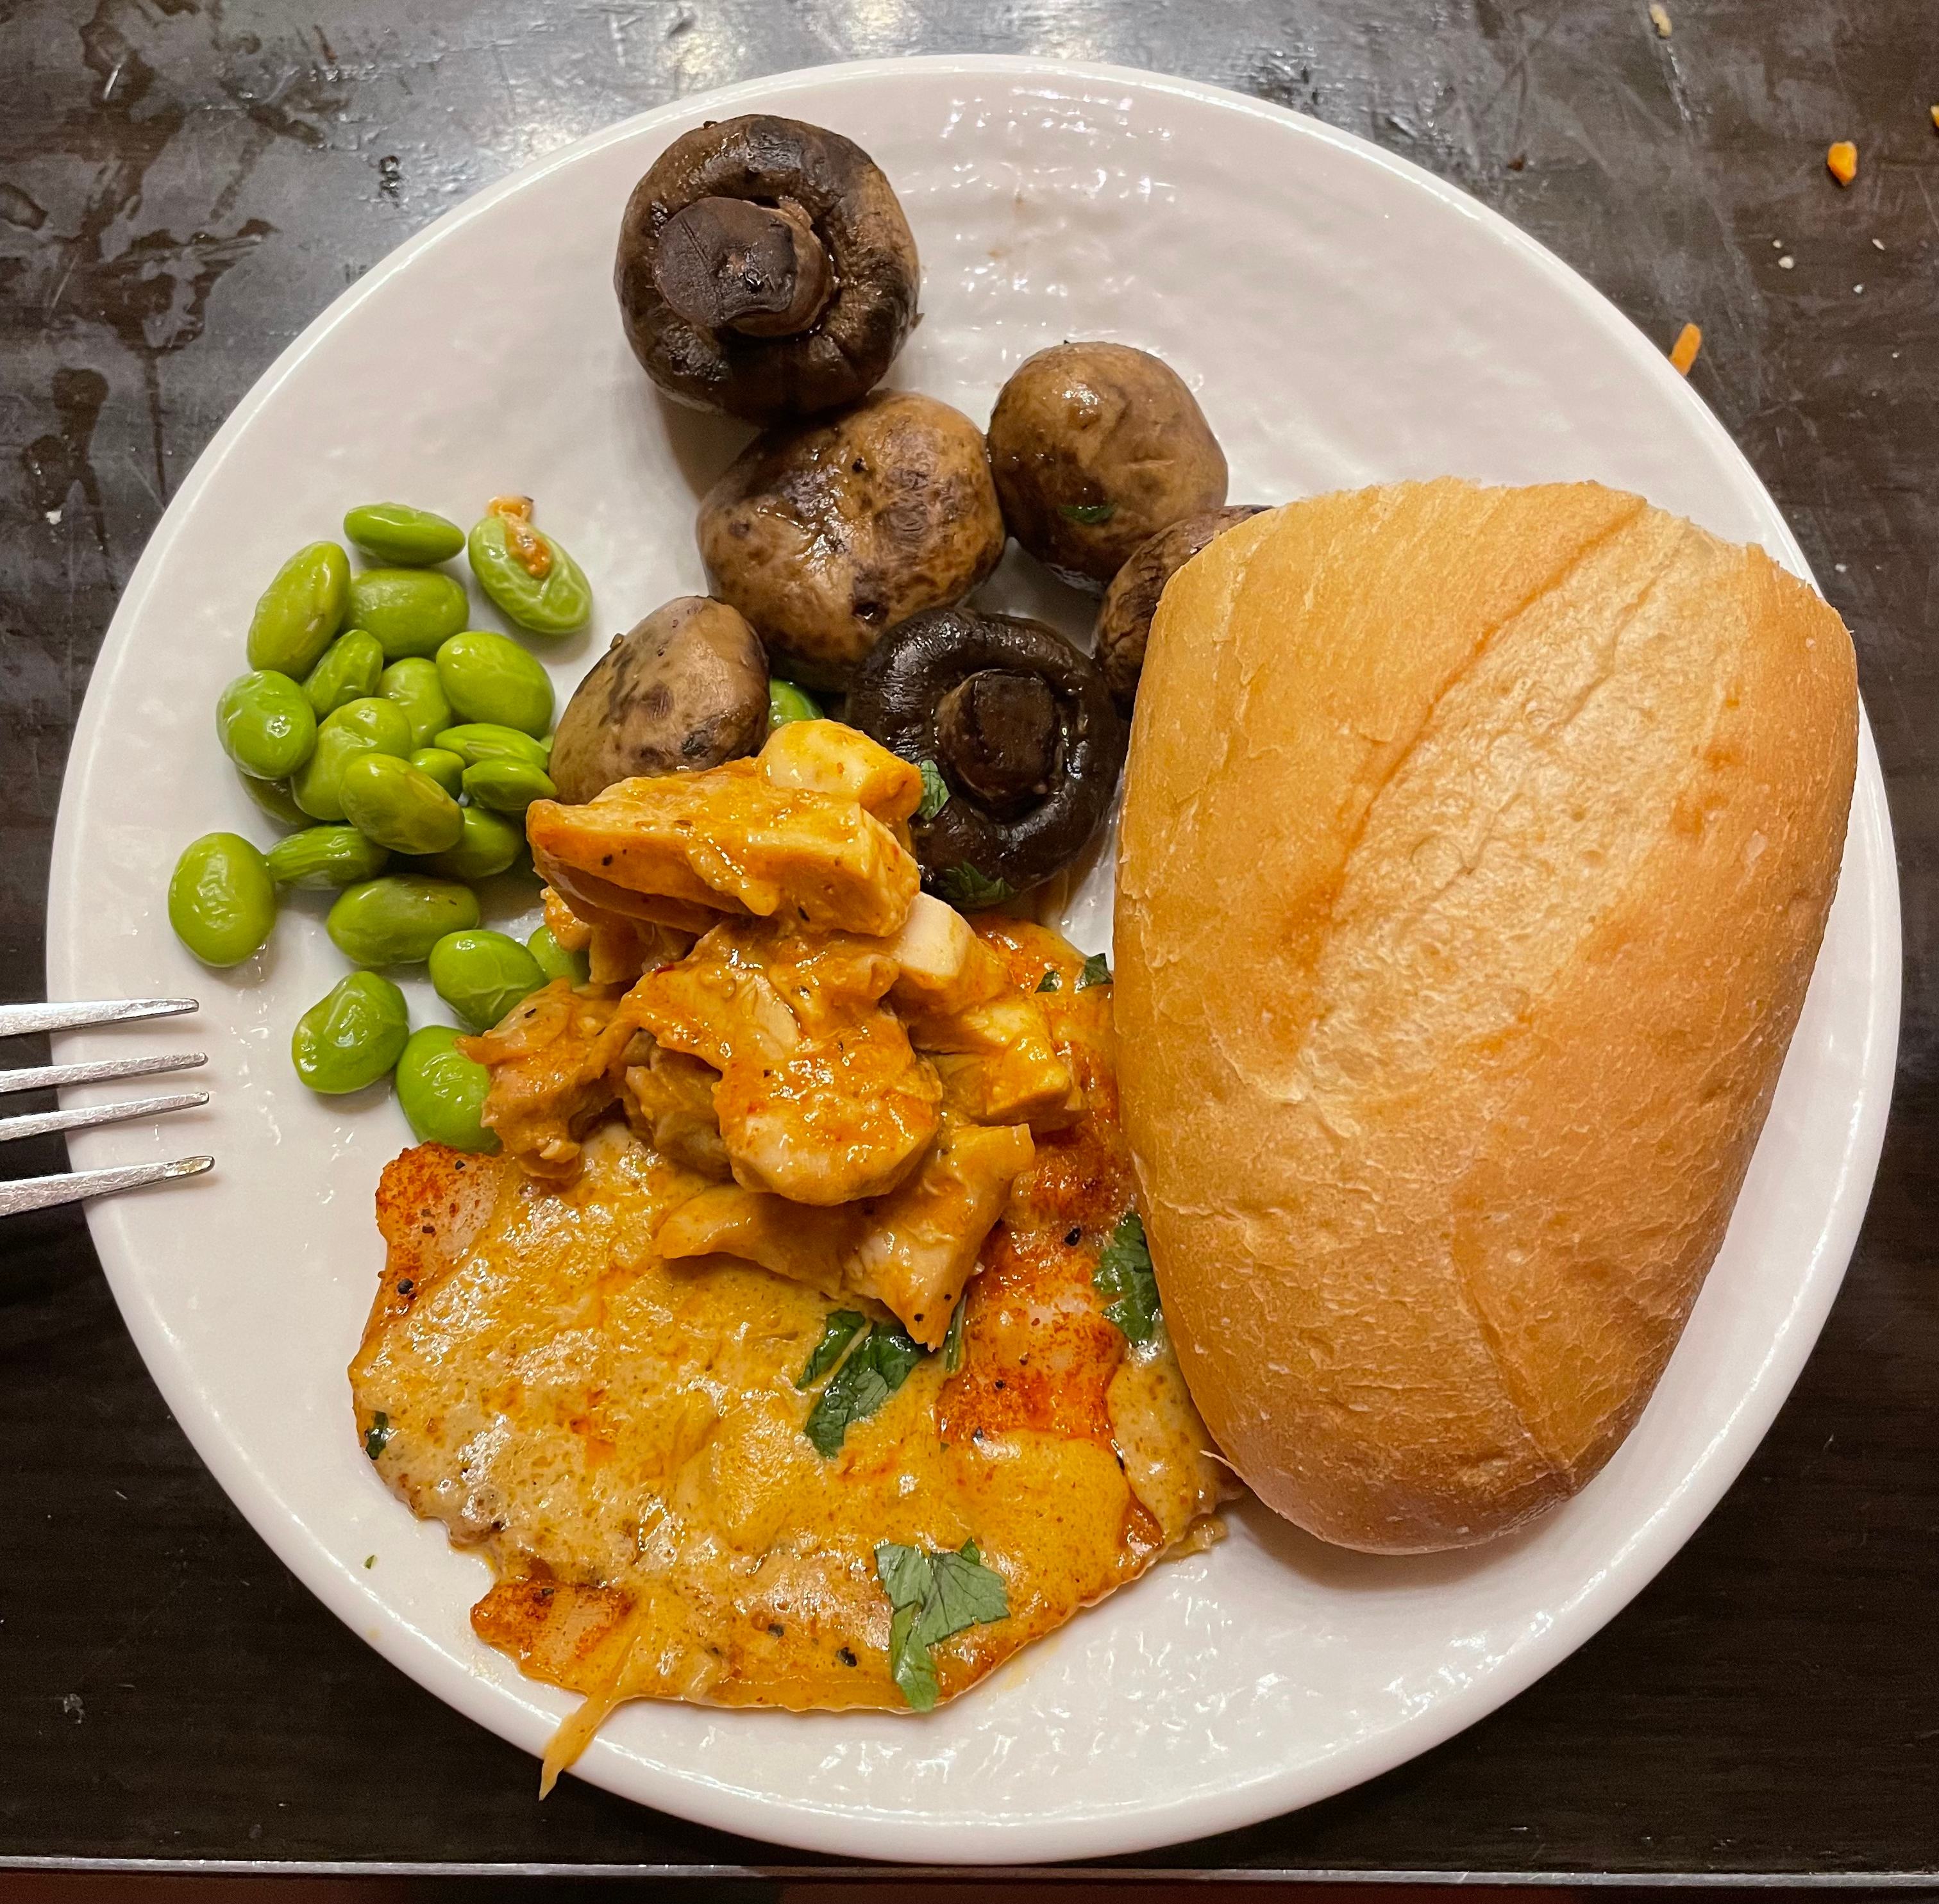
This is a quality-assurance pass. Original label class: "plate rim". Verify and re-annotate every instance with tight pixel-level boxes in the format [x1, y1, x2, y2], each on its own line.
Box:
[45, 53, 1902, 1865]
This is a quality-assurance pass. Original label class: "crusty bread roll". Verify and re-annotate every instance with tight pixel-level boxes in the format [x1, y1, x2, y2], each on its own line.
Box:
[1114, 479, 1858, 1551]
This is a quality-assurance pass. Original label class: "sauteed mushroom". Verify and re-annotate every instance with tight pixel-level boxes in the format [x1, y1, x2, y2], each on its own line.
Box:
[549, 597, 769, 803]
[698, 391, 1006, 689]
[616, 115, 921, 422]
[986, 341, 1229, 588]
[847, 606, 1124, 906]
[1095, 505, 1267, 710]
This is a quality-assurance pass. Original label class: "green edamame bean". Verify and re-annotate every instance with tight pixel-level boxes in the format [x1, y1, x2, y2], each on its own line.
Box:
[343, 503, 466, 567]
[527, 924, 590, 987]
[394, 1025, 499, 1153]
[768, 680, 822, 728]
[434, 722, 551, 770]
[467, 503, 592, 635]
[246, 541, 350, 676]
[168, 832, 277, 967]
[462, 756, 557, 814]
[377, 656, 453, 748]
[428, 929, 548, 1032]
[434, 630, 555, 737]
[215, 671, 316, 781]
[301, 628, 385, 717]
[337, 752, 466, 855]
[327, 876, 480, 967]
[410, 747, 465, 798]
[292, 695, 414, 821]
[423, 803, 523, 882]
[265, 824, 391, 889]
[239, 772, 308, 828]
[347, 567, 469, 661]
[290, 972, 410, 1093]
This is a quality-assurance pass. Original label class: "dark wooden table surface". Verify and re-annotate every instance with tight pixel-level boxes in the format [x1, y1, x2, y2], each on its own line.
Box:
[3, 0, 1935, 1885]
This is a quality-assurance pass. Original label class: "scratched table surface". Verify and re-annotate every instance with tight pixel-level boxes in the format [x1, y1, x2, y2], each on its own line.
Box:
[2, 0, 1935, 1885]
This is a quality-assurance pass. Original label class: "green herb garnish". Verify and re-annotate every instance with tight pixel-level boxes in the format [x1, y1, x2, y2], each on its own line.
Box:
[916, 758, 952, 823]
[364, 1411, 392, 1460]
[1058, 501, 1118, 525]
[803, 1323, 926, 1456]
[1094, 1210, 1160, 1344]
[796, 1308, 866, 1389]
[364, 1554, 376, 1569]
[942, 1296, 967, 1375]
[936, 863, 1016, 911]
[874, 1537, 1011, 1710]
[1035, 969, 1060, 993]
[1076, 951, 1112, 989]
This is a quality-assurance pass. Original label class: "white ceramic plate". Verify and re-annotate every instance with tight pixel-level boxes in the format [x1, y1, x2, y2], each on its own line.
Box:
[47, 57, 1899, 1866]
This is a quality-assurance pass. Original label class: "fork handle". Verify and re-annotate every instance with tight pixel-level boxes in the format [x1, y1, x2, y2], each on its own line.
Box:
[0, 1155, 214, 1217]
[0, 998, 197, 1039]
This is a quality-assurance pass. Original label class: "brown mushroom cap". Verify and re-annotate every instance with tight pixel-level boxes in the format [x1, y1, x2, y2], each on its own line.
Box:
[549, 596, 769, 803]
[616, 115, 920, 423]
[986, 341, 1229, 588]
[697, 390, 1007, 690]
[846, 606, 1125, 905]
[1095, 505, 1267, 708]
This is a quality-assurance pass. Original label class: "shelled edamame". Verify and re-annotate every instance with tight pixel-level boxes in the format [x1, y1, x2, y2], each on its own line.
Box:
[169, 492, 598, 1117]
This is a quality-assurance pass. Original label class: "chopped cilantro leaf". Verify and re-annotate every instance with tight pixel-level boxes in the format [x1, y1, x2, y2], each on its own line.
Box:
[1035, 969, 1060, 993]
[874, 1537, 1010, 1711]
[803, 1323, 926, 1456]
[936, 863, 1015, 911]
[1094, 1210, 1161, 1343]
[1077, 951, 1112, 989]
[1058, 501, 1118, 525]
[364, 1411, 391, 1460]
[796, 1309, 866, 1389]
[942, 1296, 967, 1375]
[916, 758, 952, 823]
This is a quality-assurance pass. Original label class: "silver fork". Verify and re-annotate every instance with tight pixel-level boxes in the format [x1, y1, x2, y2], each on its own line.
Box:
[0, 998, 213, 1216]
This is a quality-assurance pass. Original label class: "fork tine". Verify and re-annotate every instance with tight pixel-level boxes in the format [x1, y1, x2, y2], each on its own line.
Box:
[0, 1155, 214, 1217]
[0, 1052, 207, 1096]
[0, 999, 197, 1039]
[0, 1090, 210, 1146]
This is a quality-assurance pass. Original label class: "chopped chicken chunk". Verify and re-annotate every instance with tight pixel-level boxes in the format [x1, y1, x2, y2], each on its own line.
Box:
[459, 981, 641, 1179]
[655, 1183, 860, 1295]
[844, 1118, 1035, 1347]
[656, 1117, 1034, 1346]
[621, 1046, 731, 1180]
[542, 886, 592, 953]
[714, 1010, 941, 1205]
[526, 753, 918, 939]
[628, 919, 940, 1205]
[899, 973, 1076, 1130]
[757, 719, 922, 823]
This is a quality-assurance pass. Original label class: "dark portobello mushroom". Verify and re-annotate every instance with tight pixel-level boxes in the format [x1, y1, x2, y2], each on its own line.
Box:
[848, 607, 1125, 908]
[1095, 505, 1267, 710]
[615, 115, 920, 424]
[986, 341, 1229, 589]
[549, 596, 769, 803]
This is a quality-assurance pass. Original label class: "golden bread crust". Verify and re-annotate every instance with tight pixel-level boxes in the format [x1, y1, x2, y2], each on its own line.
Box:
[1114, 478, 1858, 1551]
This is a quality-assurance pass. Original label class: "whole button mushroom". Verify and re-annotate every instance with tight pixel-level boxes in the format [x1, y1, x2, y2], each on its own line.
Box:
[615, 115, 920, 424]
[1095, 505, 1268, 710]
[698, 391, 1007, 690]
[548, 597, 769, 804]
[986, 341, 1229, 589]
[846, 606, 1125, 907]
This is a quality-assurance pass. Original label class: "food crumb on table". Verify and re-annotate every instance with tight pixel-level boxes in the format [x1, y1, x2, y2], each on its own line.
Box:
[1668, 322, 1702, 374]
[1826, 140, 1858, 185]
[1779, 254, 1796, 269]
[1649, 3, 1672, 36]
